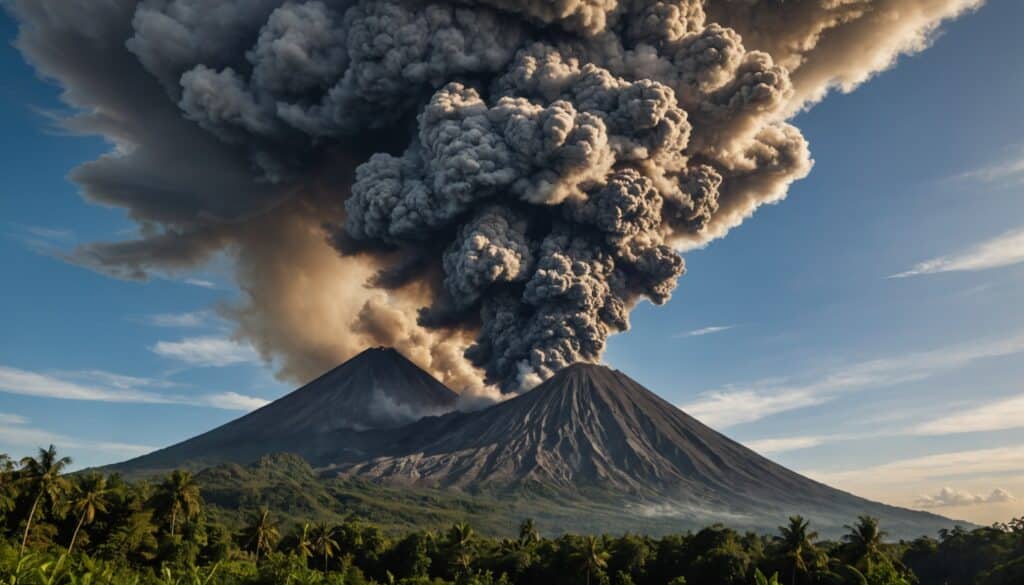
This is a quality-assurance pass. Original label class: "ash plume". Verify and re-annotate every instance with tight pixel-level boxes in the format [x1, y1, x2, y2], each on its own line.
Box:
[9, 0, 982, 392]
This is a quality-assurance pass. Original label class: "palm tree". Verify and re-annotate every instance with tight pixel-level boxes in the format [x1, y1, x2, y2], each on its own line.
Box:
[0, 454, 16, 522]
[309, 521, 338, 572]
[774, 515, 820, 585]
[448, 521, 475, 577]
[291, 522, 313, 560]
[154, 470, 201, 537]
[65, 473, 111, 554]
[572, 535, 610, 585]
[18, 445, 72, 556]
[518, 518, 540, 546]
[240, 507, 280, 562]
[449, 521, 474, 549]
[844, 516, 886, 567]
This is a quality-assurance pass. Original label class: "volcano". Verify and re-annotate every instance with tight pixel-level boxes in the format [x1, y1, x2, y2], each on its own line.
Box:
[333, 363, 953, 536]
[110, 349, 956, 537]
[110, 347, 456, 472]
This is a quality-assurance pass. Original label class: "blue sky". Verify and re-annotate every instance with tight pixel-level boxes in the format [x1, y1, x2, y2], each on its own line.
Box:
[2, 1, 1023, 524]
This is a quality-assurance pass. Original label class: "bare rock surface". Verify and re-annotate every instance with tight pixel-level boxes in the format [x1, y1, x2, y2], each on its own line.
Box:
[109, 347, 455, 472]
[334, 363, 954, 535]
[109, 349, 957, 537]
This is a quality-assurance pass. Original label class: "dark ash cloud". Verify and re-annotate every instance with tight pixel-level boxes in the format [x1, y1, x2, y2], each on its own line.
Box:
[8, 0, 982, 392]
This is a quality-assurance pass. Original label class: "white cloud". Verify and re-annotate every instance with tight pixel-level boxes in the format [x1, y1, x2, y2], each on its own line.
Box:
[808, 445, 1024, 487]
[0, 365, 267, 412]
[890, 229, 1024, 278]
[0, 414, 152, 457]
[675, 325, 736, 338]
[184, 278, 216, 289]
[59, 370, 178, 391]
[151, 336, 257, 367]
[741, 392, 1024, 455]
[0, 413, 29, 426]
[199, 392, 269, 411]
[8, 224, 76, 255]
[680, 333, 1024, 428]
[0, 365, 168, 404]
[955, 149, 1024, 184]
[915, 487, 1016, 508]
[912, 393, 1024, 435]
[144, 311, 209, 328]
[744, 435, 831, 454]
[684, 388, 828, 428]
[23, 226, 73, 241]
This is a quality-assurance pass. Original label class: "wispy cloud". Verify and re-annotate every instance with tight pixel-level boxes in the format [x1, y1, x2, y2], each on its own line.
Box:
[680, 333, 1024, 428]
[744, 435, 833, 454]
[911, 393, 1024, 436]
[22, 226, 74, 241]
[808, 446, 1024, 487]
[0, 365, 267, 411]
[0, 413, 152, 456]
[142, 311, 209, 328]
[675, 325, 736, 338]
[889, 229, 1024, 278]
[0, 413, 30, 426]
[57, 370, 178, 391]
[954, 149, 1024, 184]
[0, 366, 168, 404]
[685, 388, 828, 428]
[151, 336, 257, 367]
[915, 487, 1015, 509]
[197, 392, 269, 411]
[184, 278, 217, 289]
[7, 224, 75, 255]
[743, 392, 1024, 455]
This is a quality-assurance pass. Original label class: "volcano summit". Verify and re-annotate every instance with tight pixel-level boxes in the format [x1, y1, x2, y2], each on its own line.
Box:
[110, 348, 456, 472]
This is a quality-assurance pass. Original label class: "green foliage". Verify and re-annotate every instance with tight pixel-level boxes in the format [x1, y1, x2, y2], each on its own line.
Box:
[0, 448, 1022, 585]
[238, 508, 279, 562]
[153, 472, 202, 538]
[17, 445, 72, 556]
[861, 560, 911, 585]
[568, 535, 609, 585]
[902, 522, 1024, 585]
[818, 564, 867, 585]
[63, 474, 112, 555]
[308, 522, 338, 573]
[773, 515, 823, 585]
[842, 516, 886, 569]
[977, 555, 1024, 585]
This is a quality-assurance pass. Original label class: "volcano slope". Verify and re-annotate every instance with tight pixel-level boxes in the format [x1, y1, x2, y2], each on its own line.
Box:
[108, 347, 456, 473]
[109, 352, 958, 538]
[331, 363, 955, 538]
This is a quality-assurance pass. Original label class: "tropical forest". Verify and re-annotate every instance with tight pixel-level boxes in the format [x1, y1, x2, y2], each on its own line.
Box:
[0, 447, 1021, 585]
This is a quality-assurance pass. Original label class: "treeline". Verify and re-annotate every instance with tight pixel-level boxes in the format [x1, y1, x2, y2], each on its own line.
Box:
[1, 446, 1023, 585]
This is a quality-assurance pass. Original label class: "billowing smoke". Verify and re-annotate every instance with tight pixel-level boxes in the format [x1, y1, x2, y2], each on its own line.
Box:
[9, 0, 982, 392]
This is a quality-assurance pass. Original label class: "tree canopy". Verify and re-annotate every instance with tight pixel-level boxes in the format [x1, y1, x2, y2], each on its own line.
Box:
[0, 447, 1020, 585]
